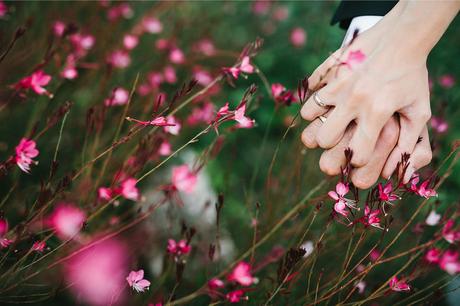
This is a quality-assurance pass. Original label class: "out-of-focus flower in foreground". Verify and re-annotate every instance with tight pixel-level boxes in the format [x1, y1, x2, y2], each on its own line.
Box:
[439, 250, 460, 275]
[14, 138, 39, 173]
[172, 165, 197, 193]
[290, 27, 306, 48]
[126, 269, 151, 292]
[438, 74, 455, 88]
[425, 210, 441, 226]
[105, 87, 129, 106]
[15, 70, 52, 97]
[227, 261, 255, 286]
[431, 116, 449, 133]
[48, 203, 86, 239]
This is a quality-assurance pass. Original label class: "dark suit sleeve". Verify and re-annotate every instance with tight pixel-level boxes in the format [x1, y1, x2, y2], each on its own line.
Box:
[331, 0, 398, 29]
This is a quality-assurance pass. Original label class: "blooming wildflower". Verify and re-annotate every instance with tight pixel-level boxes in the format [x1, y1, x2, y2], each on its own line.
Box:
[425, 248, 441, 264]
[271, 83, 295, 106]
[439, 74, 455, 88]
[388, 276, 410, 292]
[163, 116, 181, 135]
[223, 56, 254, 79]
[158, 140, 172, 156]
[0, 238, 12, 248]
[31, 241, 46, 252]
[107, 3, 133, 21]
[118, 178, 139, 201]
[69, 33, 95, 57]
[108, 50, 131, 68]
[127, 116, 174, 127]
[290, 27, 306, 48]
[0, 218, 7, 237]
[361, 205, 383, 229]
[355, 281, 366, 294]
[378, 182, 400, 206]
[14, 138, 39, 173]
[252, 0, 271, 15]
[143, 17, 163, 33]
[163, 65, 177, 83]
[343, 50, 366, 69]
[234, 103, 255, 128]
[53, 20, 66, 37]
[300, 241, 314, 257]
[328, 182, 358, 214]
[187, 102, 215, 125]
[430, 116, 448, 133]
[208, 278, 225, 290]
[167, 239, 191, 256]
[442, 220, 460, 244]
[226, 289, 248, 303]
[126, 269, 151, 292]
[155, 38, 169, 50]
[105, 87, 129, 106]
[425, 210, 441, 226]
[172, 165, 197, 193]
[48, 203, 86, 239]
[227, 262, 255, 286]
[123, 34, 139, 50]
[417, 180, 438, 199]
[15, 70, 52, 97]
[193, 39, 216, 56]
[169, 48, 185, 64]
[439, 250, 460, 275]
[61, 54, 78, 80]
[193, 68, 213, 86]
[98, 187, 113, 201]
[369, 249, 380, 262]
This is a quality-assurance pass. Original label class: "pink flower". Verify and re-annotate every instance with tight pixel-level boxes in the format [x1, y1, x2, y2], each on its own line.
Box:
[290, 27, 306, 48]
[417, 180, 438, 199]
[252, 0, 271, 15]
[215, 103, 230, 121]
[227, 262, 254, 286]
[61, 54, 78, 80]
[107, 3, 133, 21]
[107, 50, 131, 68]
[31, 241, 46, 252]
[439, 250, 460, 275]
[343, 50, 366, 69]
[431, 116, 448, 133]
[0, 217, 8, 237]
[425, 248, 441, 264]
[14, 138, 39, 173]
[442, 220, 460, 244]
[272, 6, 289, 21]
[105, 87, 129, 106]
[193, 39, 216, 56]
[98, 187, 112, 200]
[0, 1, 7, 18]
[425, 210, 441, 226]
[148, 71, 164, 88]
[163, 65, 177, 83]
[239, 56, 254, 74]
[167, 239, 191, 255]
[163, 116, 181, 135]
[143, 17, 163, 33]
[271, 83, 295, 106]
[378, 182, 400, 203]
[158, 140, 172, 156]
[48, 203, 85, 239]
[15, 70, 52, 96]
[388, 276, 410, 292]
[208, 278, 225, 290]
[362, 206, 382, 229]
[127, 116, 175, 127]
[439, 74, 455, 88]
[187, 102, 215, 125]
[334, 201, 348, 217]
[0, 238, 12, 248]
[53, 21, 66, 37]
[118, 178, 139, 201]
[123, 34, 139, 50]
[226, 289, 247, 303]
[370, 249, 380, 262]
[172, 165, 197, 193]
[234, 103, 255, 128]
[69, 33, 95, 57]
[193, 68, 213, 86]
[328, 182, 349, 202]
[169, 48, 185, 64]
[126, 269, 151, 292]
[356, 281, 366, 294]
[66, 239, 128, 305]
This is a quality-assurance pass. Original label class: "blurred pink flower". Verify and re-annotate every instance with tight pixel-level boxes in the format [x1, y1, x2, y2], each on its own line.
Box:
[223, 56, 254, 79]
[290, 27, 306, 48]
[123, 34, 139, 50]
[193, 39, 216, 56]
[31, 241, 46, 252]
[107, 3, 133, 21]
[187, 102, 215, 125]
[127, 116, 173, 127]
[158, 140, 172, 156]
[356, 281, 366, 294]
[98, 187, 113, 200]
[208, 278, 225, 290]
[172, 165, 197, 193]
[53, 20, 66, 37]
[442, 219, 460, 244]
[163, 116, 181, 135]
[343, 50, 366, 69]
[48, 203, 85, 239]
[252, 0, 271, 15]
[118, 178, 139, 201]
[334, 201, 348, 217]
[70, 33, 95, 57]
[105, 87, 129, 106]
[193, 68, 213, 86]
[0, 217, 8, 237]
[226, 289, 247, 303]
[369, 249, 380, 262]
[425, 248, 441, 264]
[0, 1, 8, 17]
[227, 262, 254, 286]
[143, 17, 163, 33]
[0, 238, 12, 248]
[155, 38, 170, 50]
[167, 239, 191, 256]
[272, 6, 289, 21]
[14, 138, 39, 173]
[108, 50, 131, 68]
[234, 103, 255, 128]
[126, 269, 151, 292]
[271, 83, 295, 106]
[15, 70, 52, 97]
[425, 210, 441, 226]
[430, 116, 448, 133]
[439, 250, 460, 275]
[439, 74, 455, 88]
[163, 65, 177, 83]
[61, 54, 78, 80]
[389, 276, 410, 292]
[169, 48, 185, 64]
[66, 239, 128, 305]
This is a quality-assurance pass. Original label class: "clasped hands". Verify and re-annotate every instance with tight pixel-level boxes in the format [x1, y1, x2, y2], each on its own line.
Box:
[300, 25, 433, 189]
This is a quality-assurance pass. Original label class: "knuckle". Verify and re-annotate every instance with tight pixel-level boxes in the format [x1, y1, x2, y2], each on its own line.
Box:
[352, 175, 374, 190]
[417, 108, 432, 122]
[380, 123, 399, 147]
[319, 156, 341, 176]
[351, 154, 369, 168]
[301, 129, 317, 148]
[417, 149, 433, 167]
[300, 105, 315, 121]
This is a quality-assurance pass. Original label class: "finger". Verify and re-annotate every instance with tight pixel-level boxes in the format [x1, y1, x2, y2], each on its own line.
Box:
[316, 104, 355, 149]
[348, 109, 393, 167]
[381, 108, 430, 179]
[402, 126, 432, 183]
[308, 51, 341, 90]
[318, 122, 356, 176]
[301, 109, 332, 149]
[300, 84, 338, 121]
[351, 116, 399, 189]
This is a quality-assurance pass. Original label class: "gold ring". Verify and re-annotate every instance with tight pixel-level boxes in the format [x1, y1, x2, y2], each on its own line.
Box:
[319, 115, 327, 123]
[313, 92, 327, 108]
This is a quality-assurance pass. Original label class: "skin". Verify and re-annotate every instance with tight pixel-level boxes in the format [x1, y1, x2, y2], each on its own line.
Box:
[301, 0, 460, 188]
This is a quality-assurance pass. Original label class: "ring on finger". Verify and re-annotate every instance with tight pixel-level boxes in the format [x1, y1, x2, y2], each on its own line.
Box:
[313, 92, 328, 108]
[319, 115, 327, 123]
